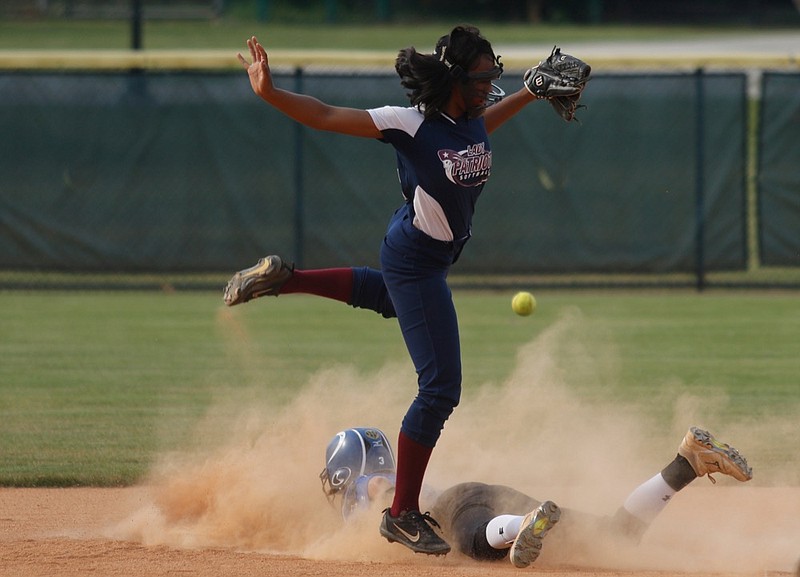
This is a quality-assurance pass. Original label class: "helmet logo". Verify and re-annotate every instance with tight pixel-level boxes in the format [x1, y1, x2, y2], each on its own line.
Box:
[330, 467, 351, 489]
[364, 429, 381, 440]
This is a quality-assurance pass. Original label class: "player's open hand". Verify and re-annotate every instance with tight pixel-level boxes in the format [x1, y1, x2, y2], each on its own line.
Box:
[237, 36, 273, 98]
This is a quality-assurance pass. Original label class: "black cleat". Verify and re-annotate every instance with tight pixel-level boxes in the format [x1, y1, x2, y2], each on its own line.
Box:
[379, 509, 451, 556]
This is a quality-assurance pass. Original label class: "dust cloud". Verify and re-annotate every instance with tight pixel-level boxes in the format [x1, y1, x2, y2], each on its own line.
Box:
[111, 306, 800, 574]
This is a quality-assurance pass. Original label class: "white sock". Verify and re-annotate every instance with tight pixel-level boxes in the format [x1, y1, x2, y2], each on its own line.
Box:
[485, 514, 523, 549]
[623, 473, 677, 524]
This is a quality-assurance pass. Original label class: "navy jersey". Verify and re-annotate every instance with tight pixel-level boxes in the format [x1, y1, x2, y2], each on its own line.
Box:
[367, 106, 492, 243]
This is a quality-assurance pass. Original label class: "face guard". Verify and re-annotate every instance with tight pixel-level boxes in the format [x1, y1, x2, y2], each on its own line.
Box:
[466, 63, 505, 107]
[460, 62, 504, 118]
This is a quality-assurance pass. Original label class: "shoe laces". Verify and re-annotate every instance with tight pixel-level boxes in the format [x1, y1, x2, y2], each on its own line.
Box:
[415, 511, 442, 530]
[386, 508, 443, 530]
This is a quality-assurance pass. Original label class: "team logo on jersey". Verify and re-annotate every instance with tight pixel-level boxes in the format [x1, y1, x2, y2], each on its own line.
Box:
[438, 142, 492, 187]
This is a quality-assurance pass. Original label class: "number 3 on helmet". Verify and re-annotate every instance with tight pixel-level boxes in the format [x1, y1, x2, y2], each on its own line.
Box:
[319, 427, 396, 501]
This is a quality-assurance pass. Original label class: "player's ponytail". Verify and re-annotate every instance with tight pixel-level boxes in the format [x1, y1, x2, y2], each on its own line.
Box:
[395, 46, 453, 119]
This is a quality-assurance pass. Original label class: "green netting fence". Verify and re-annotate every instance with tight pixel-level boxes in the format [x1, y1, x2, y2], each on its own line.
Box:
[1, 69, 798, 288]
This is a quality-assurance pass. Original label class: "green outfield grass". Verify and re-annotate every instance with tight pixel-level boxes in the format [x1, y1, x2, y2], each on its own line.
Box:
[1, 17, 797, 488]
[0, 289, 798, 486]
[0, 19, 781, 51]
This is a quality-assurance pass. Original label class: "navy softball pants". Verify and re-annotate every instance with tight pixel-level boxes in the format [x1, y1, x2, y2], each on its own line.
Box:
[350, 206, 463, 448]
[432, 482, 540, 561]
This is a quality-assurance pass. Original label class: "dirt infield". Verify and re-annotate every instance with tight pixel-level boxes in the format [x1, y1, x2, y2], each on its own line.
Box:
[4, 316, 799, 577]
[2, 485, 797, 577]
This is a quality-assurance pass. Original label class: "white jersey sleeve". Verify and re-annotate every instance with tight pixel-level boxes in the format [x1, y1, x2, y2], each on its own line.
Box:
[367, 105, 424, 138]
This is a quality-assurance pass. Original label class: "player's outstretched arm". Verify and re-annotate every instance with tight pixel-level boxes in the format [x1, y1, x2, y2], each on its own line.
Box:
[483, 87, 538, 134]
[238, 36, 382, 139]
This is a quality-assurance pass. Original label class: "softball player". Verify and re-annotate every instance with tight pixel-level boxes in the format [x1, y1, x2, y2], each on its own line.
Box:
[320, 426, 752, 566]
[229, 25, 582, 555]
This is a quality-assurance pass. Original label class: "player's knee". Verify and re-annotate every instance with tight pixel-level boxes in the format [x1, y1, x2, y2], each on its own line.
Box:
[349, 266, 397, 318]
[419, 369, 461, 412]
[419, 387, 461, 423]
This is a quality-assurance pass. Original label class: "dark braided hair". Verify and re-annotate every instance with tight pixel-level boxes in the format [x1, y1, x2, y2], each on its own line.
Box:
[395, 25, 499, 120]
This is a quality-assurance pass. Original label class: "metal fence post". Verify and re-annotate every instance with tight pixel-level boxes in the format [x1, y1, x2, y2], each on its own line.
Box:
[694, 68, 706, 291]
[293, 67, 305, 268]
[131, 0, 142, 50]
